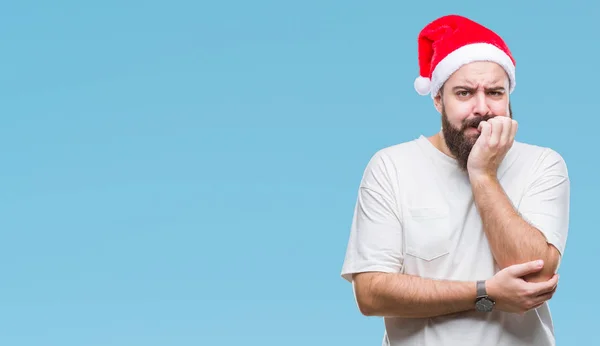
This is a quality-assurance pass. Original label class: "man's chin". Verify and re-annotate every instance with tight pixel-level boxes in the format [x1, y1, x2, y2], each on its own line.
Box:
[461, 135, 478, 148]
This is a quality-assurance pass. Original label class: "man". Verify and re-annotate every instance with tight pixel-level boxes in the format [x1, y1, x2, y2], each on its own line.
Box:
[340, 14, 570, 346]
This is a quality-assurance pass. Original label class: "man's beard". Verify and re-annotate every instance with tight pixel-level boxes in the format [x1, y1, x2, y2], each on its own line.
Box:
[441, 105, 512, 171]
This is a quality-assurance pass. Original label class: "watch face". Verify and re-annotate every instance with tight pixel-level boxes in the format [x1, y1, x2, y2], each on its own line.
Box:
[476, 298, 494, 312]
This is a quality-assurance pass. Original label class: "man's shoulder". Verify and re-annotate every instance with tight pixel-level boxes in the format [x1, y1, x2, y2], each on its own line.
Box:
[369, 137, 425, 163]
[360, 137, 425, 182]
[510, 141, 568, 174]
[512, 140, 551, 153]
[511, 141, 567, 163]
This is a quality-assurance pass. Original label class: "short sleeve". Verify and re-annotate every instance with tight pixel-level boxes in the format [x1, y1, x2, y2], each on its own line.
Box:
[518, 149, 570, 257]
[340, 151, 404, 283]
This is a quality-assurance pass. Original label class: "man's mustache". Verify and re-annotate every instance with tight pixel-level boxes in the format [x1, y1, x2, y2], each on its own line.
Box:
[462, 114, 497, 130]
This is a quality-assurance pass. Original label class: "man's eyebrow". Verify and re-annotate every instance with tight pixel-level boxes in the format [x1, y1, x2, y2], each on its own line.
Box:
[452, 85, 475, 91]
[485, 86, 506, 92]
[451, 85, 506, 91]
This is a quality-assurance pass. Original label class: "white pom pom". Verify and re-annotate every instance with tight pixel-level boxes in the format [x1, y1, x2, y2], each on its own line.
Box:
[414, 76, 431, 95]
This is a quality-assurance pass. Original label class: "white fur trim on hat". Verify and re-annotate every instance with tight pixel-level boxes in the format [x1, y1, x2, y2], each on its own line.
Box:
[429, 42, 516, 98]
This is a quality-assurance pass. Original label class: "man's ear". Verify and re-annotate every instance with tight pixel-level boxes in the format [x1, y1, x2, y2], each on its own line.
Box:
[433, 92, 443, 113]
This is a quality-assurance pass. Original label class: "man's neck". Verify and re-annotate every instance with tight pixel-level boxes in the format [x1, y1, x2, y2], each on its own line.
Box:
[427, 132, 455, 159]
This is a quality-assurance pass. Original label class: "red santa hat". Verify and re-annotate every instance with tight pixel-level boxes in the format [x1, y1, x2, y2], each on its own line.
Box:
[414, 15, 516, 97]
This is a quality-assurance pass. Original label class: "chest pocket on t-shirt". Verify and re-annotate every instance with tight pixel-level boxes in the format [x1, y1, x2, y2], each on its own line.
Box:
[404, 206, 452, 262]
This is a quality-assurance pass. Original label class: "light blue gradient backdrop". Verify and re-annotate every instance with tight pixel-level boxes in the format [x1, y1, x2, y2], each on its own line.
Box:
[0, 1, 596, 345]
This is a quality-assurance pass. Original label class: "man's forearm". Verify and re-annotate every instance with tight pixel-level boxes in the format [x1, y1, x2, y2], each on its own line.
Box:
[353, 272, 476, 318]
[470, 174, 557, 280]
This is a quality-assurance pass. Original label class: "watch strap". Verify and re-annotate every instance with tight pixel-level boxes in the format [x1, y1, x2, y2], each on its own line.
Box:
[476, 280, 487, 298]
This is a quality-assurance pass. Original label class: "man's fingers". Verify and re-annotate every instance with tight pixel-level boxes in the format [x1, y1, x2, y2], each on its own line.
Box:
[531, 274, 559, 295]
[477, 121, 492, 146]
[524, 282, 557, 313]
[498, 117, 513, 146]
[532, 290, 556, 307]
[510, 119, 518, 141]
[487, 119, 502, 147]
[508, 260, 544, 277]
[478, 121, 492, 142]
[542, 284, 557, 296]
[530, 302, 545, 311]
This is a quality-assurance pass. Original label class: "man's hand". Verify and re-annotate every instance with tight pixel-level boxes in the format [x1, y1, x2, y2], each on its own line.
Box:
[486, 260, 559, 314]
[467, 116, 518, 178]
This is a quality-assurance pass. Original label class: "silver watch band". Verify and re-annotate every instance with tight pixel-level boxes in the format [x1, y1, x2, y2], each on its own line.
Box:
[476, 280, 487, 298]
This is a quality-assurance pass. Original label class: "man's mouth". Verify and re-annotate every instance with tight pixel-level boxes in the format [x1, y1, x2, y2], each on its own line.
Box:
[465, 126, 480, 134]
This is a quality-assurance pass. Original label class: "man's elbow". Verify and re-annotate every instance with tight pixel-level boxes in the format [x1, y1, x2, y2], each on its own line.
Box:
[352, 273, 381, 316]
[541, 244, 561, 277]
[525, 245, 561, 282]
[356, 297, 376, 316]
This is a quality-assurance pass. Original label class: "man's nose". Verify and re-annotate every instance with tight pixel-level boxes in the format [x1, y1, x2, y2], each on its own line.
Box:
[473, 92, 490, 116]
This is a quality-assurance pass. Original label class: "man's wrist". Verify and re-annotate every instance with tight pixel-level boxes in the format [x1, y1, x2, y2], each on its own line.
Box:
[468, 171, 498, 186]
[482, 279, 492, 298]
[474, 279, 496, 312]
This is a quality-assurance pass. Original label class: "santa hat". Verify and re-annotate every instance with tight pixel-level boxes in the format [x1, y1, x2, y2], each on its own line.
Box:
[414, 15, 516, 97]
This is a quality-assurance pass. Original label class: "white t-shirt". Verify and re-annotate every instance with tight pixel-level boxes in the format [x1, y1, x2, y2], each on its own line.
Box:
[341, 135, 570, 346]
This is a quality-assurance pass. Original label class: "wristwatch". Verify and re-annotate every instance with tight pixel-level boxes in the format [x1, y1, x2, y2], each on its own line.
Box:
[475, 280, 495, 312]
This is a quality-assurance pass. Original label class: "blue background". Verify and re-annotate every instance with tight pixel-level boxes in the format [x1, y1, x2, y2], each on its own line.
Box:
[0, 1, 596, 345]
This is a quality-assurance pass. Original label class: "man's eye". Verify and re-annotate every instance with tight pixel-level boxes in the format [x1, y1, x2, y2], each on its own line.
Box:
[457, 91, 470, 97]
